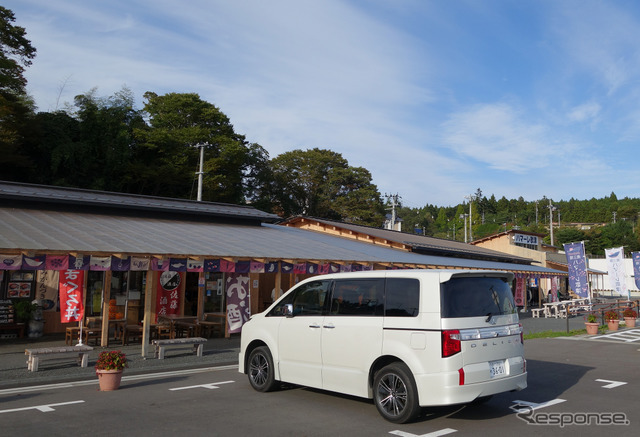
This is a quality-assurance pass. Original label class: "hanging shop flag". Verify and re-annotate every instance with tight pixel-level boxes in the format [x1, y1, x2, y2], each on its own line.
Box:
[22, 255, 46, 270]
[204, 259, 220, 272]
[514, 277, 526, 306]
[156, 271, 183, 321]
[36, 270, 59, 311]
[169, 258, 187, 272]
[605, 247, 628, 299]
[131, 257, 150, 271]
[220, 259, 235, 273]
[294, 263, 307, 274]
[340, 264, 352, 272]
[632, 252, 640, 289]
[0, 254, 23, 270]
[306, 263, 318, 274]
[151, 258, 170, 271]
[89, 255, 111, 271]
[226, 273, 251, 334]
[265, 262, 279, 273]
[250, 261, 265, 274]
[69, 254, 90, 270]
[362, 264, 373, 271]
[45, 255, 69, 271]
[318, 263, 330, 274]
[281, 262, 293, 273]
[235, 261, 251, 273]
[187, 259, 204, 272]
[59, 269, 85, 323]
[563, 242, 590, 298]
[111, 256, 131, 272]
[329, 264, 341, 273]
[351, 264, 363, 272]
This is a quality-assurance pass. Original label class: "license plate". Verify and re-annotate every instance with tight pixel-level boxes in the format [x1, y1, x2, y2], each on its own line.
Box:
[489, 360, 506, 378]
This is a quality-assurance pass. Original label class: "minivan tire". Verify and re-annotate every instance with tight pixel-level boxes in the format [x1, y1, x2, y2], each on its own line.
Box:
[247, 346, 279, 392]
[373, 362, 420, 423]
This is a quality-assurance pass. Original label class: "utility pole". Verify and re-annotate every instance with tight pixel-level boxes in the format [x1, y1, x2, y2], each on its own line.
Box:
[460, 214, 468, 243]
[385, 193, 402, 230]
[464, 194, 474, 241]
[196, 143, 205, 202]
[548, 199, 555, 246]
[535, 200, 539, 225]
[612, 211, 617, 224]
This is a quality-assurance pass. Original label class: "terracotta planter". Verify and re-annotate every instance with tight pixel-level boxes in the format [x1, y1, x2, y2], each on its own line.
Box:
[624, 317, 636, 328]
[607, 320, 619, 331]
[97, 369, 123, 391]
[585, 322, 599, 335]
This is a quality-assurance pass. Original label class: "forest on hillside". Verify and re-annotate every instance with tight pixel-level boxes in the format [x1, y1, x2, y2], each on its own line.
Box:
[2, 6, 639, 257]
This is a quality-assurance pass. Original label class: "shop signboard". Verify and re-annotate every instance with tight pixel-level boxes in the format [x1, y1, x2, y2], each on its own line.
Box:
[156, 271, 182, 321]
[59, 270, 85, 323]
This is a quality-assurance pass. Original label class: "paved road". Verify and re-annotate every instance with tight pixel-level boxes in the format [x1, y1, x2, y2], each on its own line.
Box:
[1, 335, 638, 436]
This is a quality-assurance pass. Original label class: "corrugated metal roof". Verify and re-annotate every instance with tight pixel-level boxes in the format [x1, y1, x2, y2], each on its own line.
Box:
[0, 206, 563, 275]
[281, 217, 533, 264]
[0, 181, 279, 222]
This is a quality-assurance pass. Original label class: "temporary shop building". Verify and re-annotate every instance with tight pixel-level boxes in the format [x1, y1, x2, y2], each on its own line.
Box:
[0, 181, 563, 355]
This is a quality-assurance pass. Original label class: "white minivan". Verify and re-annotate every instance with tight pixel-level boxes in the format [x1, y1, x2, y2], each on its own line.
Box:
[239, 269, 527, 423]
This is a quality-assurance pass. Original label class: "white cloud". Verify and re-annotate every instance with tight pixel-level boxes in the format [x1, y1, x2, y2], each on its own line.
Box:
[567, 102, 601, 123]
[441, 103, 561, 172]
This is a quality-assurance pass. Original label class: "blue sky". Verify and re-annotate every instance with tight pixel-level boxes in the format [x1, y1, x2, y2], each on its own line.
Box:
[6, 0, 640, 207]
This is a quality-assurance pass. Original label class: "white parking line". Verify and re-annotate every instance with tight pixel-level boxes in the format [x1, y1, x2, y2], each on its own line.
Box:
[0, 365, 238, 396]
[0, 400, 84, 414]
[593, 328, 640, 342]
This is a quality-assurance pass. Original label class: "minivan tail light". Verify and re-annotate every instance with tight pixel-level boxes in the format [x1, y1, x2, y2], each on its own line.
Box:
[442, 329, 461, 357]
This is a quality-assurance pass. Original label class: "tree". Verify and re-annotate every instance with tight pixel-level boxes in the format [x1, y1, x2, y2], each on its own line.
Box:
[0, 6, 37, 179]
[133, 92, 269, 203]
[269, 148, 384, 225]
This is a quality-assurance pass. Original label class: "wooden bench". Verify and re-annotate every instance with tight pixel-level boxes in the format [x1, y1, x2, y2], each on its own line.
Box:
[25, 345, 93, 372]
[152, 337, 207, 359]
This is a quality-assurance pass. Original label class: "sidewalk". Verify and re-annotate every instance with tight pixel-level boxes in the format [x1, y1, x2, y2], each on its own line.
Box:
[0, 310, 597, 390]
[0, 333, 240, 390]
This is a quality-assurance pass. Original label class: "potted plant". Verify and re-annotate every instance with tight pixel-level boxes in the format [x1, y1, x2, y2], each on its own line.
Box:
[95, 350, 128, 391]
[623, 308, 637, 328]
[584, 313, 599, 335]
[604, 310, 620, 331]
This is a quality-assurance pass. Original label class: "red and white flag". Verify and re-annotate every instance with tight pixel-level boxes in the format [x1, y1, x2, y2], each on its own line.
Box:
[59, 270, 85, 323]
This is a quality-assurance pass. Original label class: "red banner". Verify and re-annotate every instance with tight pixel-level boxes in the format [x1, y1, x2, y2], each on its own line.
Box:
[515, 277, 525, 307]
[59, 270, 85, 323]
[156, 271, 183, 322]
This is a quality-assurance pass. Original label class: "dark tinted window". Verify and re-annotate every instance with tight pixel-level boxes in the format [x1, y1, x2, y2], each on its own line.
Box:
[268, 280, 331, 316]
[385, 278, 420, 317]
[330, 279, 384, 316]
[440, 277, 516, 318]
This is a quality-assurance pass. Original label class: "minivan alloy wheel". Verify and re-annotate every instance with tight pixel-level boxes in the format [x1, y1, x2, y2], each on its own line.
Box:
[373, 363, 420, 423]
[247, 346, 278, 392]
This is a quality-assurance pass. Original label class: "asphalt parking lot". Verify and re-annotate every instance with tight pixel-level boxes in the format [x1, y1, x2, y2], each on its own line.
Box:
[1, 328, 638, 436]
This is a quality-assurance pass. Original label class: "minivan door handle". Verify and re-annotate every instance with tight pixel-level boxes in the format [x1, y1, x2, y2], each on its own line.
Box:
[309, 323, 321, 329]
[323, 323, 335, 329]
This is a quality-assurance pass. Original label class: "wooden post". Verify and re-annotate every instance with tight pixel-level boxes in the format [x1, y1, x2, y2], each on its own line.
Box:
[101, 271, 112, 347]
[197, 271, 205, 321]
[141, 269, 154, 357]
[274, 263, 282, 300]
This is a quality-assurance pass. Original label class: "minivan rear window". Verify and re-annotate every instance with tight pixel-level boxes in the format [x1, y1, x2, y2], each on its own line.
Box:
[440, 277, 516, 318]
[385, 278, 420, 317]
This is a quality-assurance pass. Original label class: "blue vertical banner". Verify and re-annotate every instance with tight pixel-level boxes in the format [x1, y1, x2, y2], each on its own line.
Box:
[632, 252, 640, 290]
[564, 242, 590, 298]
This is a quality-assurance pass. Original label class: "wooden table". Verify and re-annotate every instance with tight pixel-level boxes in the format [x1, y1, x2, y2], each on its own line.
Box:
[202, 312, 228, 338]
[157, 315, 198, 339]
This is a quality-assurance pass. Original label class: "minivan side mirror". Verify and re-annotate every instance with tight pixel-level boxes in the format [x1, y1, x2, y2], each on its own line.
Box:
[284, 304, 294, 317]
